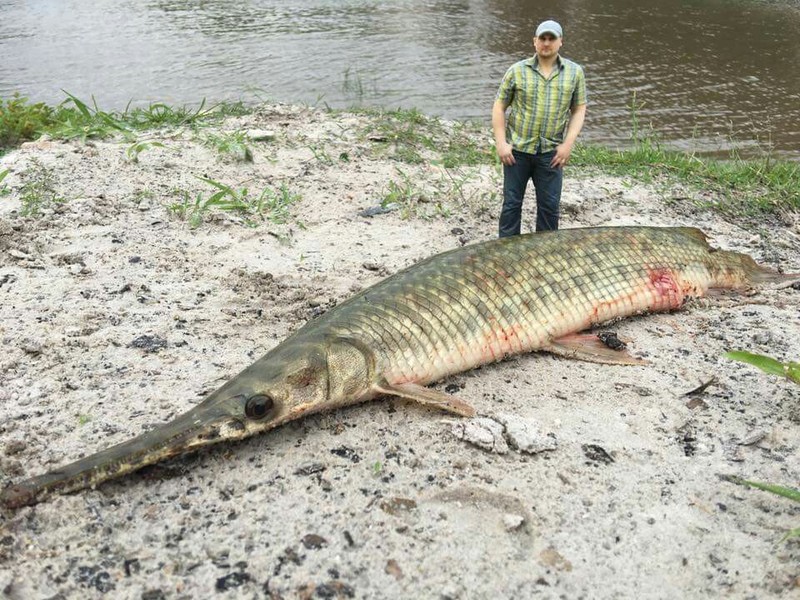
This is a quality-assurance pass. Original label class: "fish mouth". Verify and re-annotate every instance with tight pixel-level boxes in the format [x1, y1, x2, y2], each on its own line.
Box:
[0, 398, 247, 509]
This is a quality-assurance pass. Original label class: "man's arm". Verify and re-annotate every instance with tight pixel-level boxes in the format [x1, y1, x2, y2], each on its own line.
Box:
[550, 103, 586, 168]
[492, 99, 515, 166]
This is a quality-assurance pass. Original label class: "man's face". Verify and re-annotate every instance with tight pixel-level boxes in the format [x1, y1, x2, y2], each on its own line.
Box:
[534, 33, 562, 57]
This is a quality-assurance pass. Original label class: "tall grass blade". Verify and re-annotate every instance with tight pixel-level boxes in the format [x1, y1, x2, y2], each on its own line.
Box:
[724, 351, 800, 384]
[723, 476, 800, 503]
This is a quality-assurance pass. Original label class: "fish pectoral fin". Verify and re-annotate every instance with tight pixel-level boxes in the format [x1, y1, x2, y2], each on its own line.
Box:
[374, 381, 476, 417]
[544, 333, 648, 366]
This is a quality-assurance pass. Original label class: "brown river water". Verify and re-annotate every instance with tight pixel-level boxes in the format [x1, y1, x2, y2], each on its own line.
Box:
[1, 0, 799, 159]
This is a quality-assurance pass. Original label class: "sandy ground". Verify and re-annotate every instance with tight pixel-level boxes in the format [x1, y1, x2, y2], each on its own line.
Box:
[0, 104, 798, 599]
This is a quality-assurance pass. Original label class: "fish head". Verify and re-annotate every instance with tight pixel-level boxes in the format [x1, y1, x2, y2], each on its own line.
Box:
[1, 336, 373, 509]
[216, 340, 336, 433]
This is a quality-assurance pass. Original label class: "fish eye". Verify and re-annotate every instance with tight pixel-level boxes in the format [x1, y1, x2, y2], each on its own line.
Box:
[245, 394, 275, 420]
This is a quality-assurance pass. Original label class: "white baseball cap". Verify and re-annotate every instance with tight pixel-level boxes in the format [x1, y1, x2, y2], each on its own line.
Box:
[535, 20, 563, 38]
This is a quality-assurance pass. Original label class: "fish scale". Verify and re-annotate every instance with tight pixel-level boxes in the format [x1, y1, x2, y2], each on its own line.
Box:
[3, 225, 795, 508]
[304, 226, 766, 385]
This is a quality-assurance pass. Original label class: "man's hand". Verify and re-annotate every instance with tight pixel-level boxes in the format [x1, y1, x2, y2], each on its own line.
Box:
[491, 100, 515, 166]
[551, 103, 586, 169]
[550, 141, 573, 168]
[497, 141, 516, 166]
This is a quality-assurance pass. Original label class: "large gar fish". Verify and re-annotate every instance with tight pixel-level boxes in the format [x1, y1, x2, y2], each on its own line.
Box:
[2, 226, 795, 509]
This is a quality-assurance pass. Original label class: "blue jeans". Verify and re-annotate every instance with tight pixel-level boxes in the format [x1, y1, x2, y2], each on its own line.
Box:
[498, 149, 563, 237]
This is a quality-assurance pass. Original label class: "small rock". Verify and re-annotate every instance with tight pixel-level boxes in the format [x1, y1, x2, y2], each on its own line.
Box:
[123, 558, 141, 576]
[685, 396, 708, 410]
[128, 334, 168, 353]
[294, 462, 326, 476]
[137, 200, 151, 211]
[379, 497, 417, 515]
[620, 383, 653, 397]
[582, 444, 614, 464]
[8, 249, 32, 261]
[539, 547, 573, 572]
[496, 413, 557, 454]
[0, 274, 16, 289]
[358, 204, 396, 218]
[385, 559, 404, 580]
[246, 129, 275, 141]
[723, 440, 744, 462]
[4, 441, 26, 456]
[738, 430, 767, 446]
[75, 565, 115, 593]
[25, 385, 43, 403]
[330, 446, 361, 463]
[21, 140, 55, 151]
[343, 531, 355, 547]
[215, 572, 251, 591]
[51, 251, 85, 266]
[452, 417, 508, 454]
[502, 513, 525, 531]
[301, 534, 328, 549]
[752, 331, 773, 345]
[315, 581, 355, 598]
[20, 339, 43, 355]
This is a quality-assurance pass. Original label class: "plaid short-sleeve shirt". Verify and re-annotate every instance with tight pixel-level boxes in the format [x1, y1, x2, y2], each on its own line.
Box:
[495, 55, 587, 154]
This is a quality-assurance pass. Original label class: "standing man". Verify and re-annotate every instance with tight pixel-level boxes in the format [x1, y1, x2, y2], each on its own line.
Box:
[493, 19, 587, 237]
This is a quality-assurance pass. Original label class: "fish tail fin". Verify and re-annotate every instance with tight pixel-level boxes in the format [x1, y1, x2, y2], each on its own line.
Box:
[714, 250, 800, 289]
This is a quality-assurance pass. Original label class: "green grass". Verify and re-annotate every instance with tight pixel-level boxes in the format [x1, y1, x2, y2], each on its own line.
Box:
[570, 92, 799, 219]
[0, 94, 55, 147]
[18, 160, 64, 216]
[360, 107, 435, 164]
[308, 143, 335, 166]
[381, 168, 450, 220]
[572, 142, 799, 218]
[168, 176, 301, 228]
[125, 139, 165, 163]
[722, 475, 800, 542]
[725, 351, 800, 384]
[723, 351, 800, 541]
[3, 93, 799, 221]
[201, 130, 254, 162]
[438, 120, 494, 168]
[355, 107, 493, 168]
[0, 169, 9, 196]
[0, 92, 253, 149]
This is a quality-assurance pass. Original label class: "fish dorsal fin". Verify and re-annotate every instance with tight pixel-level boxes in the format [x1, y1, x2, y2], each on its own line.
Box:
[676, 227, 710, 246]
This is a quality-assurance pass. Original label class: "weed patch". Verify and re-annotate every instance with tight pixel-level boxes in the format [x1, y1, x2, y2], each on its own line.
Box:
[0, 94, 55, 148]
[201, 130, 253, 162]
[18, 160, 64, 217]
[169, 176, 300, 228]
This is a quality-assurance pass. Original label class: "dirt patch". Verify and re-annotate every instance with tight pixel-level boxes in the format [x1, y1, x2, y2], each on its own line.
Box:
[0, 105, 798, 598]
